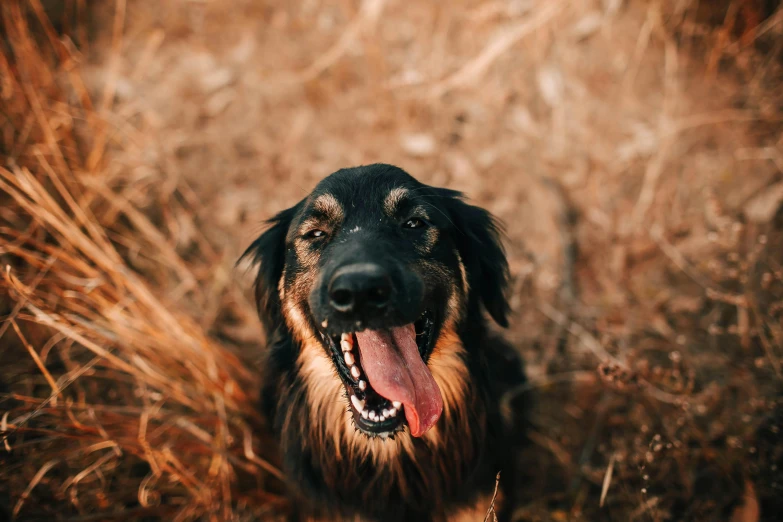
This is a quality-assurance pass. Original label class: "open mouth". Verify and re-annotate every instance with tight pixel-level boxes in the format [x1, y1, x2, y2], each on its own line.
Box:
[319, 310, 443, 438]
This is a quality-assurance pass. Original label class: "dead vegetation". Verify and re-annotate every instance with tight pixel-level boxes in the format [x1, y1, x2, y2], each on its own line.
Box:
[1, 0, 782, 520]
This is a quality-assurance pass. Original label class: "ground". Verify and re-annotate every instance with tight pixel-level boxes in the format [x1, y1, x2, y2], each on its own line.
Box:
[1, 0, 782, 520]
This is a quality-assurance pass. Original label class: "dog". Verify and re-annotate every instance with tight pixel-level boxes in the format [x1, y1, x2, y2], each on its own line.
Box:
[241, 164, 528, 522]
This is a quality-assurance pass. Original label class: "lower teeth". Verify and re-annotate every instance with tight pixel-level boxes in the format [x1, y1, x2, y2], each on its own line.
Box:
[338, 331, 405, 428]
[350, 394, 401, 425]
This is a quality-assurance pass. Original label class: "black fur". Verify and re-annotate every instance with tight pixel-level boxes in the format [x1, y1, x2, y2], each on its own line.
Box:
[433, 188, 511, 328]
[241, 164, 527, 521]
[242, 203, 303, 334]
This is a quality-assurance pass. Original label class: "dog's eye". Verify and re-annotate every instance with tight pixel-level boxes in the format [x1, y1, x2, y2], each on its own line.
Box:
[305, 229, 327, 239]
[403, 218, 427, 230]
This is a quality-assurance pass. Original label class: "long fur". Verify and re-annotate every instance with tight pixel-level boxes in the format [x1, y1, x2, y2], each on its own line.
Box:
[241, 164, 527, 522]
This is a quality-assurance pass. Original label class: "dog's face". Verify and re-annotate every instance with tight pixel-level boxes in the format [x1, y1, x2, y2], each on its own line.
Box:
[243, 164, 509, 441]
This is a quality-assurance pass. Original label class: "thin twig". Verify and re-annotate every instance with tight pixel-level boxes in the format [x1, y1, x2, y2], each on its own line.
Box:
[295, 0, 386, 83]
[600, 453, 617, 508]
[13, 460, 60, 517]
[429, 2, 564, 97]
[484, 471, 502, 522]
[538, 302, 622, 366]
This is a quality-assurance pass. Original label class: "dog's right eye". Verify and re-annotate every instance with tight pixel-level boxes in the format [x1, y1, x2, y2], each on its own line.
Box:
[403, 218, 427, 230]
[305, 229, 327, 239]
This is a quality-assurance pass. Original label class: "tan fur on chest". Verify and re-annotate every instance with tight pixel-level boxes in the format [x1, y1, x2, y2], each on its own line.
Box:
[447, 492, 499, 522]
[297, 493, 497, 522]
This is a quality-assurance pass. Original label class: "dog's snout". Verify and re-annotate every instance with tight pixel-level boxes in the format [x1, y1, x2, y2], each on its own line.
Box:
[328, 263, 392, 314]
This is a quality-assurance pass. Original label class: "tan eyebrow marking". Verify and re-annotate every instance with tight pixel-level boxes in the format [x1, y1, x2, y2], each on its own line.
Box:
[383, 188, 409, 216]
[312, 193, 344, 220]
[408, 205, 431, 221]
[297, 217, 324, 234]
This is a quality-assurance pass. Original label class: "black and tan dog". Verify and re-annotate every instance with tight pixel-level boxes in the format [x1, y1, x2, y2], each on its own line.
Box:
[242, 164, 527, 522]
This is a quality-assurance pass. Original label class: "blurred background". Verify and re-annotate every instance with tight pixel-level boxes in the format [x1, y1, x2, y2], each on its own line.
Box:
[1, 0, 782, 520]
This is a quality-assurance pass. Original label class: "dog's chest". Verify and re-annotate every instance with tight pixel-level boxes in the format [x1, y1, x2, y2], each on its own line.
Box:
[299, 493, 496, 522]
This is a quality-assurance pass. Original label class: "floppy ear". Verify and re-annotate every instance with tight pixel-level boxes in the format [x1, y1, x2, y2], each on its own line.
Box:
[438, 189, 511, 327]
[238, 202, 301, 335]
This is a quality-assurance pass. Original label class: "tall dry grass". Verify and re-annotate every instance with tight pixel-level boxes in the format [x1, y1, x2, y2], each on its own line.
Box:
[1, 2, 282, 520]
[2, 0, 783, 521]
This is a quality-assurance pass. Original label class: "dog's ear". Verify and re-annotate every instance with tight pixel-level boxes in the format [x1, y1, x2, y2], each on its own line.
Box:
[239, 202, 301, 335]
[438, 189, 510, 327]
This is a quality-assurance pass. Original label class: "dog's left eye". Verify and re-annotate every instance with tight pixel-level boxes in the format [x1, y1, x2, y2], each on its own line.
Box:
[403, 218, 427, 230]
[305, 229, 327, 239]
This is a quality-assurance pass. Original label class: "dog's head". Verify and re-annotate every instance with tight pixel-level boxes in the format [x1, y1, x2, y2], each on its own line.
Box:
[242, 164, 509, 440]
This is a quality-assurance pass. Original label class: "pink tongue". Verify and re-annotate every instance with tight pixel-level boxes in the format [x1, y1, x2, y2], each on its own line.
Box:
[354, 325, 443, 437]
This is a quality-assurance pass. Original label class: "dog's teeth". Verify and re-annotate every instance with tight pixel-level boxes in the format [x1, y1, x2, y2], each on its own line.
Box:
[358, 380, 366, 391]
[344, 351, 355, 366]
[350, 365, 361, 379]
[369, 411, 376, 421]
[392, 401, 402, 409]
[389, 407, 397, 417]
[321, 319, 328, 328]
[382, 409, 390, 417]
[340, 340, 352, 352]
[361, 410, 369, 419]
[350, 395, 365, 412]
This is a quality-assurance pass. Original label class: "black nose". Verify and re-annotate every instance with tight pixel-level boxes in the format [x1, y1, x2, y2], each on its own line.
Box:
[328, 263, 392, 314]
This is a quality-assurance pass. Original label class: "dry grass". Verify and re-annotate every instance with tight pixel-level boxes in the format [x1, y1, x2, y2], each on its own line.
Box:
[0, 2, 283, 520]
[1, 0, 782, 520]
